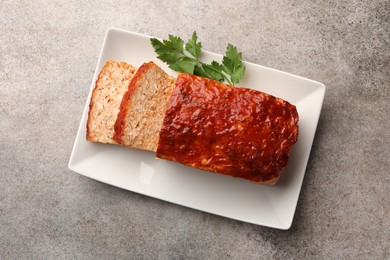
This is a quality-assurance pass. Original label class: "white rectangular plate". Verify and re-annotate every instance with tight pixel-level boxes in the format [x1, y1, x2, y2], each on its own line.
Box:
[69, 28, 325, 230]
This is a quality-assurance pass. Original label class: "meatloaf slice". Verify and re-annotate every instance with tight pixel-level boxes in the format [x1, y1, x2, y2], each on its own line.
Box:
[114, 61, 175, 152]
[86, 60, 137, 144]
[156, 73, 299, 185]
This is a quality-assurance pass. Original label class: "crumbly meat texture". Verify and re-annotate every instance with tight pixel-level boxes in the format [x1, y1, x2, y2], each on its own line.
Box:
[114, 61, 175, 152]
[86, 60, 136, 144]
[156, 73, 299, 185]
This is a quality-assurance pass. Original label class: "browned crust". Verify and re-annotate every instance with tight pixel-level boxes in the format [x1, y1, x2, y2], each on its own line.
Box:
[113, 62, 155, 144]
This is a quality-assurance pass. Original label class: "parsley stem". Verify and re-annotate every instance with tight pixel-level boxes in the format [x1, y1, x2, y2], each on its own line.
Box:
[221, 73, 233, 85]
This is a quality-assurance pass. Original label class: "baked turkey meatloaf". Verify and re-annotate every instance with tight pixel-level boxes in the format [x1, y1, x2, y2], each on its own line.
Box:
[86, 60, 137, 144]
[114, 61, 175, 152]
[156, 73, 299, 184]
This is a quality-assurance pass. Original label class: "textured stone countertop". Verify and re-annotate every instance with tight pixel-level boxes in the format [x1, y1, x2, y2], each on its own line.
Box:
[1, 1, 389, 259]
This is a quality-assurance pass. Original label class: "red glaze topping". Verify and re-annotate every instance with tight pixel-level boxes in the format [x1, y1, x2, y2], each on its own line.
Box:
[156, 73, 299, 183]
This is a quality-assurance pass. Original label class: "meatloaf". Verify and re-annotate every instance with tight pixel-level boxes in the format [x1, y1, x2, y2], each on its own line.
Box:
[114, 61, 175, 151]
[156, 73, 299, 184]
[86, 61, 137, 144]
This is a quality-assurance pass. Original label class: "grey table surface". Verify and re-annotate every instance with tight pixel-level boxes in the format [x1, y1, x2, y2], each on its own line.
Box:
[1, 0, 389, 259]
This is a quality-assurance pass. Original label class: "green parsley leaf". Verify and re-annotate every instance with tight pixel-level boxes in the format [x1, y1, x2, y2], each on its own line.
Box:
[201, 63, 225, 82]
[150, 32, 246, 85]
[193, 65, 209, 78]
[166, 35, 184, 52]
[211, 61, 223, 71]
[193, 61, 225, 83]
[169, 57, 197, 74]
[230, 65, 245, 86]
[222, 44, 245, 85]
[185, 32, 202, 59]
[150, 38, 185, 64]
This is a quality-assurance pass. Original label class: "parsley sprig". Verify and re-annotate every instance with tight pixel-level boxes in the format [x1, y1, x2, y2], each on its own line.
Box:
[150, 32, 245, 85]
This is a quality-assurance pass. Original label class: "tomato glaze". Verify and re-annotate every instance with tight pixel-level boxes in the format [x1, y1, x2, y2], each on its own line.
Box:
[156, 73, 299, 183]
